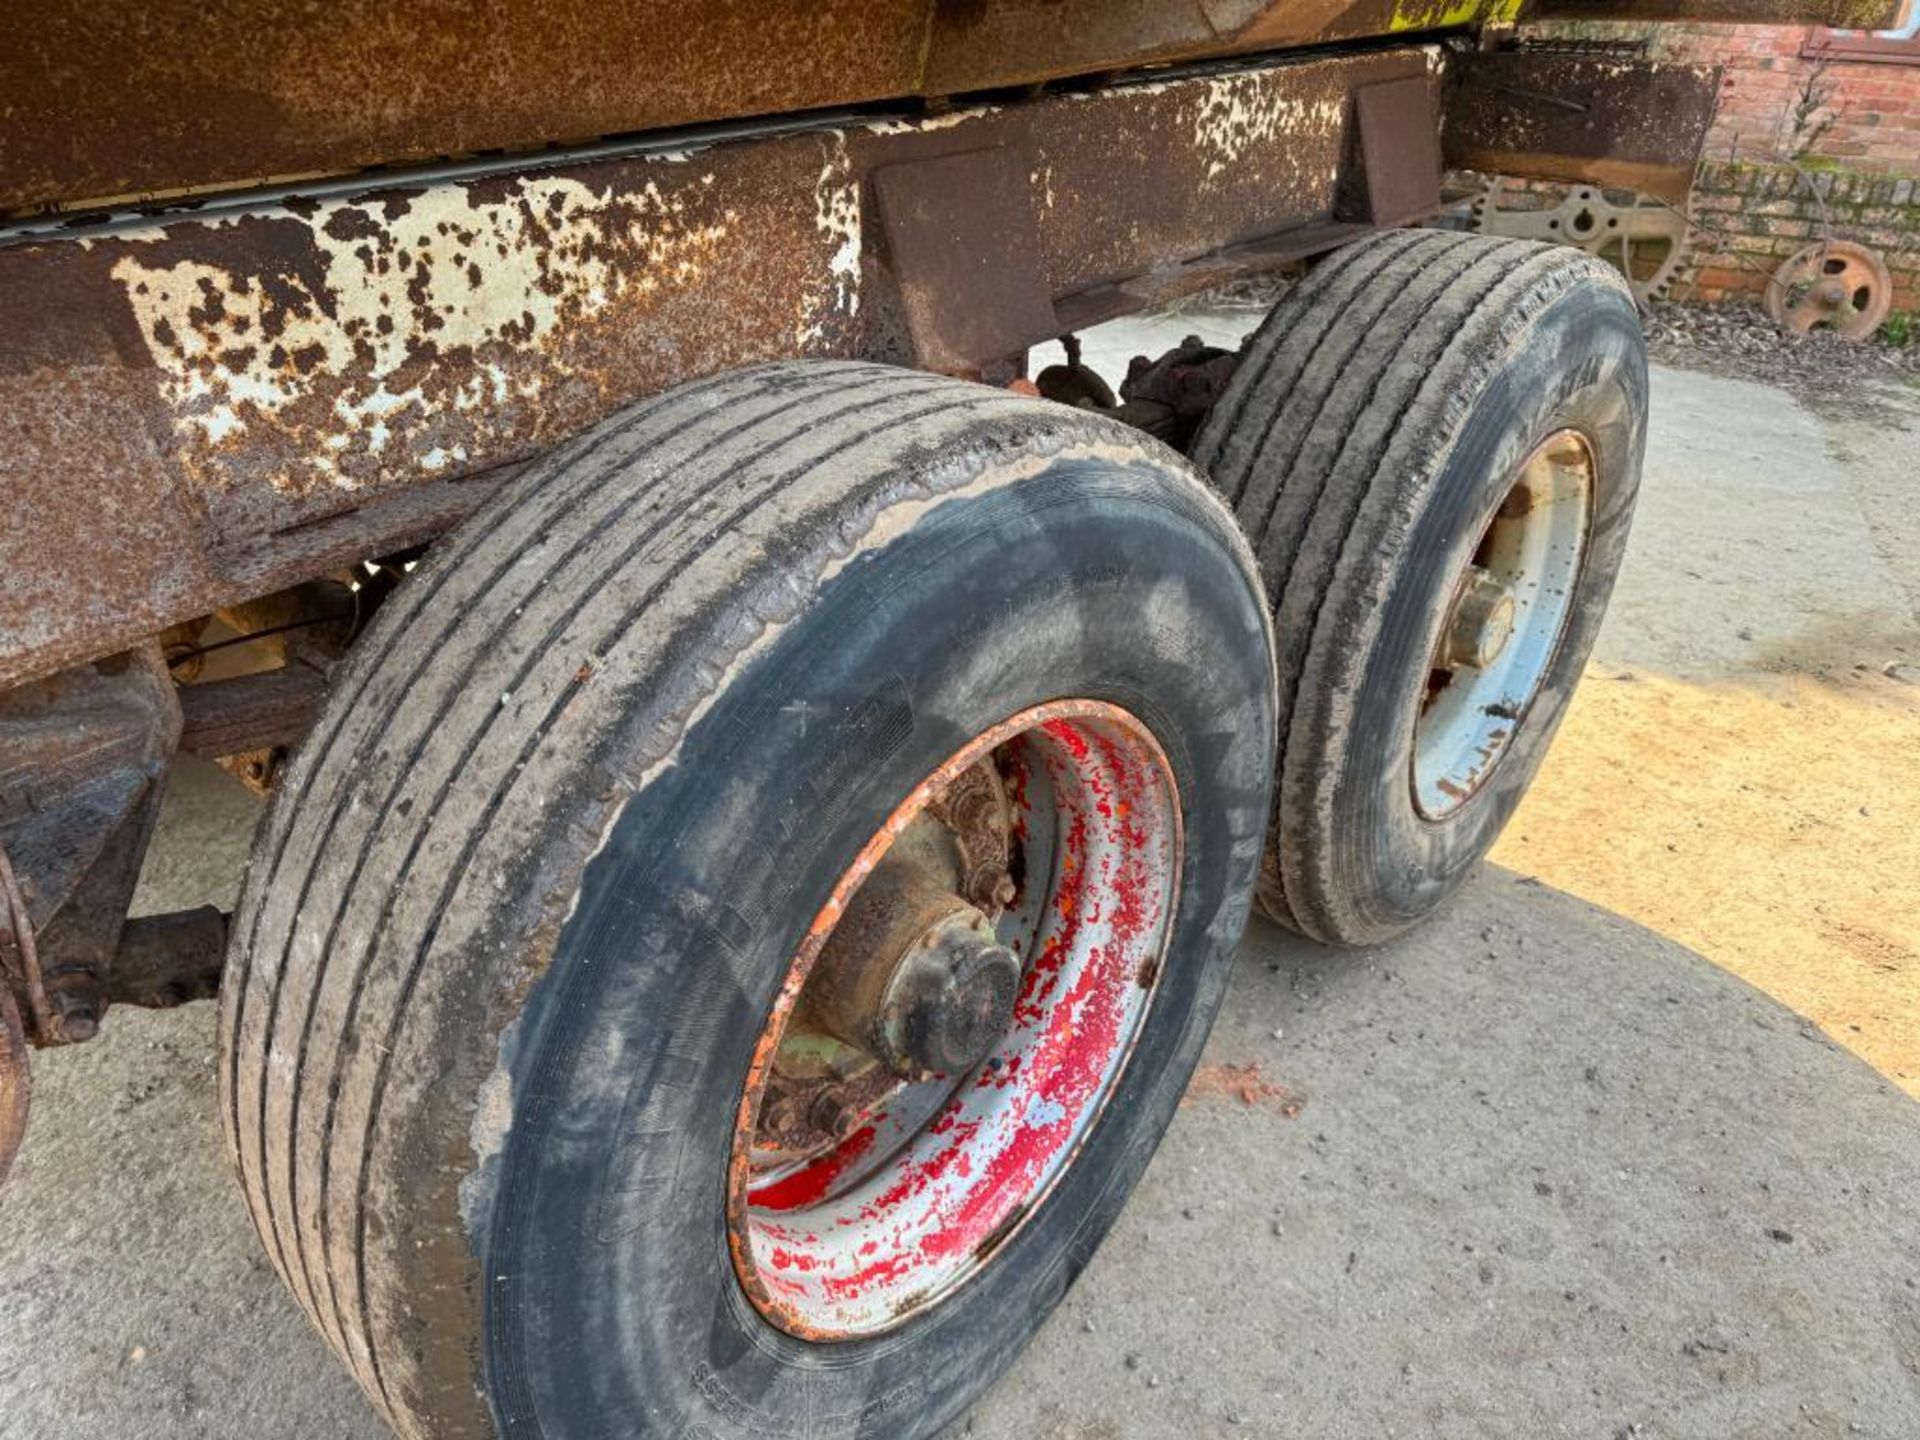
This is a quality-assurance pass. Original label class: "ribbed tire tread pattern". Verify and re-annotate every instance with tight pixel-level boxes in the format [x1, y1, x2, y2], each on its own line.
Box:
[1192, 231, 1630, 940]
[219, 361, 1258, 1437]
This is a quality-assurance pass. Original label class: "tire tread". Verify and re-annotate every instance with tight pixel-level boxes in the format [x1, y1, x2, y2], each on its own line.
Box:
[222, 362, 1263, 1437]
[1193, 231, 1635, 941]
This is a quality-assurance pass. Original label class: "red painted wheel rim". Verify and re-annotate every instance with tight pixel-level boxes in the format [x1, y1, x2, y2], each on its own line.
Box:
[727, 700, 1182, 1340]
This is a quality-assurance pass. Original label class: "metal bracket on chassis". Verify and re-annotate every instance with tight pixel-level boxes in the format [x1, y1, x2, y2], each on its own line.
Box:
[0, 585, 363, 1177]
[1442, 50, 1721, 208]
[0, 646, 229, 1055]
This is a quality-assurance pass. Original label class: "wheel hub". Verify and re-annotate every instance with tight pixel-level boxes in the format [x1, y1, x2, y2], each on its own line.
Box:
[787, 752, 1022, 1103]
[1444, 569, 1517, 670]
[884, 917, 1021, 1078]
[808, 845, 1022, 1082]
[1413, 430, 1595, 819]
[729, 702, 1182, 1339]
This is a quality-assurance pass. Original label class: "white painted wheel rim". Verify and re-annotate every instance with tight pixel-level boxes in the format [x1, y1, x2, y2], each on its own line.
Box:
[1413, 429, 1594, 820]
[729, 701, 1182, 1340]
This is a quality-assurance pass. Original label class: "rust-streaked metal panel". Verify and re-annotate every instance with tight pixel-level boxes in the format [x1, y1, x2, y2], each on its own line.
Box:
[0, 129, 867, 684]
[0, 2, 930, 218]
[920, 0, 1538, 92]
[1442, 52, 1720, 206]
[0, 48, 1431, 689]
[10, 0, 1903, 221]
[101, 133, 867, 538]
[873, 148, 1060, 373]
[8, 0, 1539, 219]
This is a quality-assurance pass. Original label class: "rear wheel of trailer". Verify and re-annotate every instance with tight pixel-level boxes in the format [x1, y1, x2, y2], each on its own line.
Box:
[221, 363, 1276, 1438]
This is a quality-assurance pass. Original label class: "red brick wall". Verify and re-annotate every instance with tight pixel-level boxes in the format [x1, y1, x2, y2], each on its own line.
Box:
[1647, 23, 1920, 172]
[1679, 160, 1920, 310]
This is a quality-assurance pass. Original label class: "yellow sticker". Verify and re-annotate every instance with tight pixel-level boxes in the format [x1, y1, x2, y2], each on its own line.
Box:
[1390, 0, 1524, 30]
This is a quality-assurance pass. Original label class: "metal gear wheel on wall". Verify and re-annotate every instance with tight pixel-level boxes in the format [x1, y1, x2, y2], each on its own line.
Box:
[1470, 177, 1691, 310]
[1765, 239, 1895, 340]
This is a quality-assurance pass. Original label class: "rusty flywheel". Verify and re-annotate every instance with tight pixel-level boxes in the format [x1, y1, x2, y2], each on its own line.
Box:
[1472, 177, 1691, 310]
[1766, 240, 1895, 341]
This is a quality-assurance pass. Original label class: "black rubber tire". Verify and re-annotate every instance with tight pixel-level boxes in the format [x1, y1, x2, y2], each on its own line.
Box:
[1192, 230, 1647, 946]
[219, 362, 1275, 1439]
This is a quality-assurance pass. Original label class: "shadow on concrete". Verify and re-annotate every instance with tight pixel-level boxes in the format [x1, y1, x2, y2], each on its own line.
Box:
[1, 784, 1916, 1438]
[966, 866, 1920, 1440]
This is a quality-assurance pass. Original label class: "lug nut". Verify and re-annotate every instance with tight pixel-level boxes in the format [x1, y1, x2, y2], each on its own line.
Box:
[763, 1088, 807, 1137]
[810, 1089, 859, 1141]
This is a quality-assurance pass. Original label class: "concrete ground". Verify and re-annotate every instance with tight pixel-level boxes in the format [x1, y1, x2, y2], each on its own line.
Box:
[1, 339, 1916, 1439]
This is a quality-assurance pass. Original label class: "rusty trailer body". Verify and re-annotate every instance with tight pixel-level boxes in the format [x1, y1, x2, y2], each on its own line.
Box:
[3, 47, 1445, 692]
[6, 0, 1899, 223]
[6, 0, 1905, 694]
[0, 1, 1905, 1433]
[0, 35, 1758, 693]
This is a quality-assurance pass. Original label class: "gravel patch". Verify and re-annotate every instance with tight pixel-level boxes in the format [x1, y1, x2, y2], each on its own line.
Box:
[1646, 299, 1920, 420]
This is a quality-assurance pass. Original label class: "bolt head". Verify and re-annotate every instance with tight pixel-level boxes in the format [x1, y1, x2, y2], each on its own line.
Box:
[889, 928, 1021, 1078]
[809, 1090, 859, 1141]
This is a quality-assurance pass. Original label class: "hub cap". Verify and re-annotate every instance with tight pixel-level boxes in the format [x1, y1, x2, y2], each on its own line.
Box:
[729, 701, 1181, 1339]
[1414, 429, 1594, 819]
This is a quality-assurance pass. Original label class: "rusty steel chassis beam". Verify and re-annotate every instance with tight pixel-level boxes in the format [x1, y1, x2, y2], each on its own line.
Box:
[0, 44, 1452, 695]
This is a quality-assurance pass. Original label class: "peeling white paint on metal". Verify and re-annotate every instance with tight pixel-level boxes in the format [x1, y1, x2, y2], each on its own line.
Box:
[419, 443, 468, 473]
[1191, 73, 1344, 181]
[864, 106, 996, 135]
[110, 168, 732, 494]
[796, 135, 862, 349]
[1066, 75, 1183, 102]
